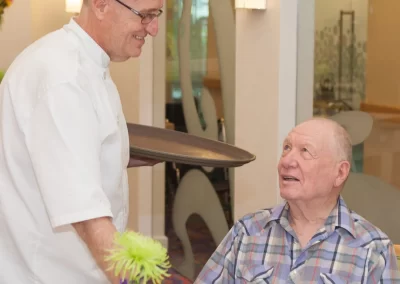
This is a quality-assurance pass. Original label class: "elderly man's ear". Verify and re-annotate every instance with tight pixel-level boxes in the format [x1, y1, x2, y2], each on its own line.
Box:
[334, 161, 351, 188]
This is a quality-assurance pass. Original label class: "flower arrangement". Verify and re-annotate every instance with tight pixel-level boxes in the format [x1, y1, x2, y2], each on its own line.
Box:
[105, 231, 171, 283]
[0, 0, 13, 27]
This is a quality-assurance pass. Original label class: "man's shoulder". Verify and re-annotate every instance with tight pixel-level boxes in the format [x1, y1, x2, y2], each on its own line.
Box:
[6, 28, 80, 87]
[349, 210, 392, 251]
[17, 28, 74, 60]
[233, 204, 284, 236]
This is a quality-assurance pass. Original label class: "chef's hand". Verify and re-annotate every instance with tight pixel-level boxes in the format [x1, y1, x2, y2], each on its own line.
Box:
[127, 156, 162, 168]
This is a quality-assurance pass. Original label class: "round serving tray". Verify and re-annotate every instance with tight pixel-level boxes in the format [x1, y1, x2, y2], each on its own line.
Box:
[128, 123, 256, 168]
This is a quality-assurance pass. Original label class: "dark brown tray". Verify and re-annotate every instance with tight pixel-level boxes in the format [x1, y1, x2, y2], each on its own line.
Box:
[127, 123, 256, 168]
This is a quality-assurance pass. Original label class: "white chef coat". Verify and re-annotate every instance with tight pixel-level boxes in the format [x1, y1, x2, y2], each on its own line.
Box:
[0, 18, 130, 283]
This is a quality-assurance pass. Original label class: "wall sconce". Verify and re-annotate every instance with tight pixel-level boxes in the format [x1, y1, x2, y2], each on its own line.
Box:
[65, 0, 82, 13]
[235, 0, 267, 9]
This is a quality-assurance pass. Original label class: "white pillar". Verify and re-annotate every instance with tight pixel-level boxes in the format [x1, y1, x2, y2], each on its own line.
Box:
[136, 37, 154, 236]
[234, 0, 300, 219]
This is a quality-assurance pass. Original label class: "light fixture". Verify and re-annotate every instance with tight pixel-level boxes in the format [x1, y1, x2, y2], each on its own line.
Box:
[235, 0, 267, 9]
[65, 0, 82, 13]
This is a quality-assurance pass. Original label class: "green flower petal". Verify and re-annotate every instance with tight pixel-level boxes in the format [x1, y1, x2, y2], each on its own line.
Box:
[105, 231, 171, 283]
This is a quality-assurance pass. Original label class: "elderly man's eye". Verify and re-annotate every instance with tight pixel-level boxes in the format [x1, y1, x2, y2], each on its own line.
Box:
[283, 144, 291, 150]
[301, 147, 316, 160]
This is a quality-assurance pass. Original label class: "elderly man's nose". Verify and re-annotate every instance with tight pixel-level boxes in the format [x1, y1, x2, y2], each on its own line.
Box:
[146, 18, 159, 37]
[281, 153, 298, 168]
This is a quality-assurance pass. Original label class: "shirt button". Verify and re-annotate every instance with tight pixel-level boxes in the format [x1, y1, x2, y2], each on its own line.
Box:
[103, 72, 106, 80]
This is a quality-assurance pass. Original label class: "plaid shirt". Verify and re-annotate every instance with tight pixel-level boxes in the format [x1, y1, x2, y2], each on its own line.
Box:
[195, 196, 400, 283]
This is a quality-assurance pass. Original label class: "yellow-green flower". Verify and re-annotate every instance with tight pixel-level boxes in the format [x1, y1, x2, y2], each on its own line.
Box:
[105, 231, 171, 284]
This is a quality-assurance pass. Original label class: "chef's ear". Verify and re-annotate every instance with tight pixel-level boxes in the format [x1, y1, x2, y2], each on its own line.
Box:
[91, 0, 111, 19]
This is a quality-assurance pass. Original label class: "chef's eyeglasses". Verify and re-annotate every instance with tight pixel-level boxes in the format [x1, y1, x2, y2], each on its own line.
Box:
[114, 0, 163, 24]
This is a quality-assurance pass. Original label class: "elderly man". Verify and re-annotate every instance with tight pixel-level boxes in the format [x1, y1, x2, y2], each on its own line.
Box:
[195, 118, 400, 283]
[0, 0, 162, 283]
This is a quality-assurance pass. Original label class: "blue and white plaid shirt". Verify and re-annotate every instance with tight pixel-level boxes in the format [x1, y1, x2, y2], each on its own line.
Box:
[195, 196, 400, 283]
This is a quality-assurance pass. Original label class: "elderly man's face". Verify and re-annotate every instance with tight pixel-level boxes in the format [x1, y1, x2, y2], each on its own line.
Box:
[98, 0, 163, 61]
[277, 120, 340, 202]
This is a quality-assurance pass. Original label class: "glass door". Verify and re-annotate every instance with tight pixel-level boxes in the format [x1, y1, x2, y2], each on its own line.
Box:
[164, 0, 236, 279]
[297, 0, 400, 244]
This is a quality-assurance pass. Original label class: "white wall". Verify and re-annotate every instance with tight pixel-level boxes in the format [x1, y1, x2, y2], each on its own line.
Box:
[0, 0, 32, 70]
[110, 59, 141, 231]
[30, 0, 71, 41]
[234, 0, 298, 219]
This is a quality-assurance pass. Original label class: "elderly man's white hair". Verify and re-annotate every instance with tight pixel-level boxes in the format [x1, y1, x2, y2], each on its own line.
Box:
[304, 117, 353, 163]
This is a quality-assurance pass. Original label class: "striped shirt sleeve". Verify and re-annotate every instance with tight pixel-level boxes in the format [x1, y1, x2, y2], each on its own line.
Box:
[194, 221, 244, 283]
[369, 243, 400, 283]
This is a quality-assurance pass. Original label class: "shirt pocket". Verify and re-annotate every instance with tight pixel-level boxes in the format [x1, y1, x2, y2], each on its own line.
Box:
[320, 273, 348, 284]
[234, 234, 278, 283]
[236, 264, 274, 283]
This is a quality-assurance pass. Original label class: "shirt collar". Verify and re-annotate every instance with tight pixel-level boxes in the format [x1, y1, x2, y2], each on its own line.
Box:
[63, 18, 110, 69]
[269, 196, 357, 239]
[332, 196, 357, 238]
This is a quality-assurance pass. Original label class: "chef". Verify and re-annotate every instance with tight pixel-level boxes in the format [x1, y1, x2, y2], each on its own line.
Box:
[0, 0, 163, 283]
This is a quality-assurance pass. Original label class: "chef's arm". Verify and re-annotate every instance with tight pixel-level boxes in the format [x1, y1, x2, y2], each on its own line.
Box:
[72, 217, 120, 284]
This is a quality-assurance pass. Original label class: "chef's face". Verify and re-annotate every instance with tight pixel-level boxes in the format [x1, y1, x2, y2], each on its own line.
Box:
[93, 0, 163, 61]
